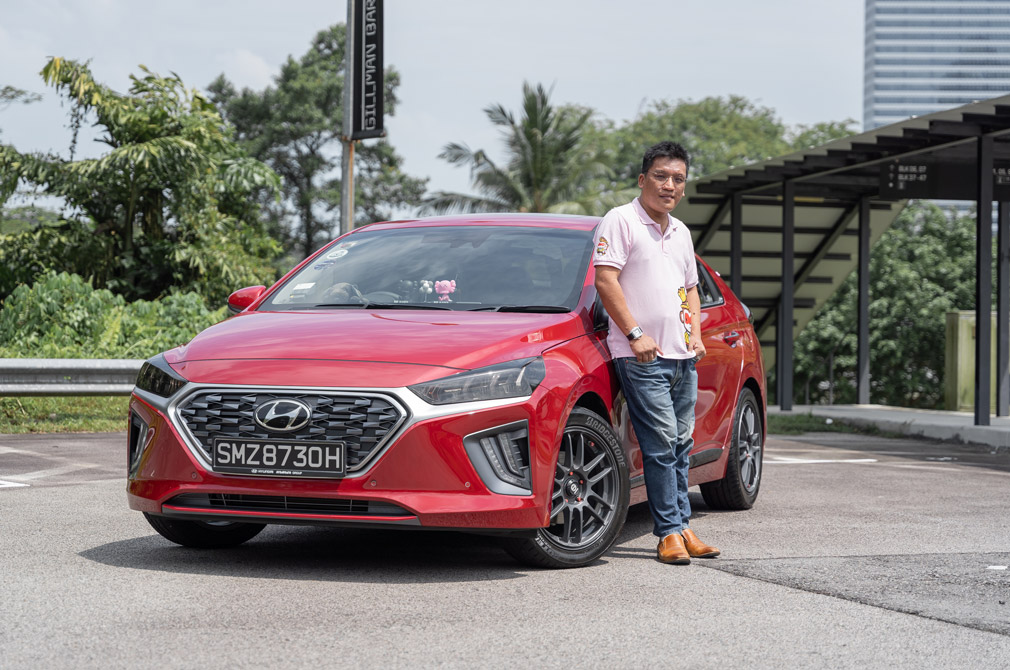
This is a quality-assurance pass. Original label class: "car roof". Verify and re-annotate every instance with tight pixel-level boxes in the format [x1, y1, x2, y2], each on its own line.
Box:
[358, 213, 601, 232]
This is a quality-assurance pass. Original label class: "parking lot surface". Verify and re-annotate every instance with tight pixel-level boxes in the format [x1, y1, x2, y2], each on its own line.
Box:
[1, 430, 1009, 668]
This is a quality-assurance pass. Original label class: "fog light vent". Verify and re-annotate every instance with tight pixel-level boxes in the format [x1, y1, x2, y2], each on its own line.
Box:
[464, 420, 531, 495]
[128, 411, 149, 475]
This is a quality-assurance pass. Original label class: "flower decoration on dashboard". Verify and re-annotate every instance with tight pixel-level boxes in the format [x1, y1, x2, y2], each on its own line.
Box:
[434, 279, 456, 302]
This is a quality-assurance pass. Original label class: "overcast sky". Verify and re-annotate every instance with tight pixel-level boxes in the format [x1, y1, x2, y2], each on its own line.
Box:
[0, 0, 863, 204]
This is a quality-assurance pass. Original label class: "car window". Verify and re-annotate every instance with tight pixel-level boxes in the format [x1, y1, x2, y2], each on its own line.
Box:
[696, 261, 724, 309]
[261, 226, 594, 311]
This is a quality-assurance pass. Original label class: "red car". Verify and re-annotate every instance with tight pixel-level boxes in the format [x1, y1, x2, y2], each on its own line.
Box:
[128, 214, 765, 568]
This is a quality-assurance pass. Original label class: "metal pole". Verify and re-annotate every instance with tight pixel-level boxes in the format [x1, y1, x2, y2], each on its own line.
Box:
[731, 193, 742, 297]
[976, 134, 994, 426]
[340, 0, 356, 236]
[340, 140, 355, 235]
[780, 180, 795, 411]
[998, 201, 1009, 416]
[857, 197, 871, 404]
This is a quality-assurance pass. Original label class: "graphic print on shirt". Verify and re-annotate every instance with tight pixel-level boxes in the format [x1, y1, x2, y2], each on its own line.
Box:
[678, 286, 691, 346]
[596, 236, 609, 256]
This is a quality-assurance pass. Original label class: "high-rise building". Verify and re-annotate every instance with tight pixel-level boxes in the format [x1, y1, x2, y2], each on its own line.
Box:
[864, 0, 1010, 130]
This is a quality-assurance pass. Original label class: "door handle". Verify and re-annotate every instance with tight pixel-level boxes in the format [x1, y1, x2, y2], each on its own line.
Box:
[723, 330, 742, 346]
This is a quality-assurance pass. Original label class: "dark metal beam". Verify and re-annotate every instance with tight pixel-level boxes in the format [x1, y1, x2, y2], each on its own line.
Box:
[745, 298, 815, 309]
[693, 197, 729, 253]
[752, 204, 858, 339]
[781, 180, 795, 411]
[803, 175, 880, 188]
[931, 119, 982, 137]
[795, 204, 859, 289]
[857, 197, 871, 405]
[731, 194, 742, 297]
[686, 195, 893, 210]
[703, 250, 851, 261]
[736, 275, 833, 284]
[998, 201, 1009, 417]
[976, 134, 994, 426]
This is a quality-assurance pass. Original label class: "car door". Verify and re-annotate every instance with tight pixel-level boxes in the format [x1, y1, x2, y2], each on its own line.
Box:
[693, 259, 745, 451]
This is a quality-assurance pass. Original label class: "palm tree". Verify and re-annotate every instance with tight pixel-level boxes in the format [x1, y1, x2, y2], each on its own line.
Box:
[419, 82, 615, 215]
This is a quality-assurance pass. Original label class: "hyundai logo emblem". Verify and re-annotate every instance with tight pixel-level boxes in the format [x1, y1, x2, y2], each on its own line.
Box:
[253, 398, 312, 432]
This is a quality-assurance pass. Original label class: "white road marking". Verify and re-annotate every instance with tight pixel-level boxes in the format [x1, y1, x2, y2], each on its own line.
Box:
[2, 463, 101, 482]
[0, 446, 37, 455]
[987, 565, 1008, 570]
[0, 445, 77, 463]
[0, 480, 30, 488]
[765, 457, 879, 465]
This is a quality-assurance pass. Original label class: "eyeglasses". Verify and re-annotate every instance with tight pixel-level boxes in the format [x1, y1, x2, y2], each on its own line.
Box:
[648, 171, 687, 187]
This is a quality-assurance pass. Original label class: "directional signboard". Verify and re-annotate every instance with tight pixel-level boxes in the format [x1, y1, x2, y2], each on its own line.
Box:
[879, 158, 1010, 200]
[349, 0, 384, 140]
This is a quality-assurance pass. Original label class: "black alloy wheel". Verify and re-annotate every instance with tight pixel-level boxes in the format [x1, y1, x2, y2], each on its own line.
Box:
[700, 386, 763, 510]
[144, 513, 266, 549]
[504, 407, 629, 568]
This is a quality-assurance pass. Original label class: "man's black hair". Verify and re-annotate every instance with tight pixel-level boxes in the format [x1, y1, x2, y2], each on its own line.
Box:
[641, 141, 691, 175]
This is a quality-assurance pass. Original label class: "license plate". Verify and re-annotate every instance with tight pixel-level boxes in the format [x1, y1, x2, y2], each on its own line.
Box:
[213, 439, 344, 478]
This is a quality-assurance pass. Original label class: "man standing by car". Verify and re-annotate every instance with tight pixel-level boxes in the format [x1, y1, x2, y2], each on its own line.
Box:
[593, 141, 721, 565]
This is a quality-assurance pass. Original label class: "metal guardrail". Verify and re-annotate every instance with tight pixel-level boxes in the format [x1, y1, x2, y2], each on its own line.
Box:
[0, 359, 144, 396]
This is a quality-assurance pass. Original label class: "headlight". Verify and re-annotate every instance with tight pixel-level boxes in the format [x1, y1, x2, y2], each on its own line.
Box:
[135, 354, 188, 398]
[408, 357, 546, 405]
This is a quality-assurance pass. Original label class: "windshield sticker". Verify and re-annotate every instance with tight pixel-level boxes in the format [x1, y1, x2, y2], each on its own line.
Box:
[325, 249, 349, 260]
[312, 261, 335, 270]
[293, 282, 315, 291]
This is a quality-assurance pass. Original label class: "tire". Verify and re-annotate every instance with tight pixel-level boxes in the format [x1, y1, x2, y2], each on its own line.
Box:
[504, 407, 629, 568]
[144, 513, 266, 549]
[700, 386, 763, 510]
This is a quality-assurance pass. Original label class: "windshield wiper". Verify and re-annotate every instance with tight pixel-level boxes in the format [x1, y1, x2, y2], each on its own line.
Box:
[469, 305, 571, 313]
[313, 302, 452, 310]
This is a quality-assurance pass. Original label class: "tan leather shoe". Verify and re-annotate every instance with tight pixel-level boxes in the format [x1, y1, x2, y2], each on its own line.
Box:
[682, 528, 720, 558]
[657, 533, 691, 564]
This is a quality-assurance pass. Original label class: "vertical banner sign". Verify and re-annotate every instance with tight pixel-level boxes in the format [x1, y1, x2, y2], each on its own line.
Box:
[350, 0, 384, 140]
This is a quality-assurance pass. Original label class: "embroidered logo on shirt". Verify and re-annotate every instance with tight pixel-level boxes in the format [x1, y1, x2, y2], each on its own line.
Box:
[596, 236, 609, 256]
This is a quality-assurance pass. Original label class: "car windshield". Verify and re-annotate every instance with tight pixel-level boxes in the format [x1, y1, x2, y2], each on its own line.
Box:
[261, 225, 595, 312]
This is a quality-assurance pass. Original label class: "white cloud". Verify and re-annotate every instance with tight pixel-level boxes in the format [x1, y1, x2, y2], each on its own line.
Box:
[215, 48, 277, 92]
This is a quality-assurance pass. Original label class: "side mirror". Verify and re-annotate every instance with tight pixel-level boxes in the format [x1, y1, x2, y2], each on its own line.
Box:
[593, 293, 609, 332]
[227, 286, 266, 316]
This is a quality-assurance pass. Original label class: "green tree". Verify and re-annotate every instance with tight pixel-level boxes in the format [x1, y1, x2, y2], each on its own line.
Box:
[787, 120, 859, 152]
[0, 58, 281, 303]
[209, 24, 427, 260]
[0, 85, 41, 108]
[588, 95, 856, 187]
[794, 201, 976, 408]
[420, 82, 612, 215]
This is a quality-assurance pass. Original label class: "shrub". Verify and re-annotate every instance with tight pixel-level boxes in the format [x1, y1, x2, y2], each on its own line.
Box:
[0, 271, 225, 359]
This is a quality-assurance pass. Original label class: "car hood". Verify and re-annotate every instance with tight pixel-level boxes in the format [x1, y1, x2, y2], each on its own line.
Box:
[166, 309, 586, 372]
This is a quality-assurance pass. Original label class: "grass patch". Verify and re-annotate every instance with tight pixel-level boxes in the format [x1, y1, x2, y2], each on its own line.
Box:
[0, 396, 129, 434]
[767, 412, 873, 436]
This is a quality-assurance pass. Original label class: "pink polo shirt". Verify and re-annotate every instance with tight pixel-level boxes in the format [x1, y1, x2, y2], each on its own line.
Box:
[593, 198, 699, 360]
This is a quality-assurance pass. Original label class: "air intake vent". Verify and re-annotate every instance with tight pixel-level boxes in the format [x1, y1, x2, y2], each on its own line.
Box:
[168, 493, 412, 517]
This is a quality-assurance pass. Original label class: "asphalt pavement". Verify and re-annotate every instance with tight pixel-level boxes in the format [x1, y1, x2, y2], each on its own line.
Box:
[1, 430, 1009, 668]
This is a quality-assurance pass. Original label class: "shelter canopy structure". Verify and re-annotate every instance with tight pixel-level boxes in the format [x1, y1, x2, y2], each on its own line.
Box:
[674, 94, 1010, 426]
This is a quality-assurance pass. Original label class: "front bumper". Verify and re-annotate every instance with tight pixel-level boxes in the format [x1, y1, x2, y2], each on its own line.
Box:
[127, 382, 566, 531]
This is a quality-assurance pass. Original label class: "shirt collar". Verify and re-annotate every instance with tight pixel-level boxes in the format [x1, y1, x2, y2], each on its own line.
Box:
[633, 197, 676, 233]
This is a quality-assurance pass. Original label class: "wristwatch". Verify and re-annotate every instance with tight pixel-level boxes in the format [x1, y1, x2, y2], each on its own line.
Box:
[626, 326, 644, 341]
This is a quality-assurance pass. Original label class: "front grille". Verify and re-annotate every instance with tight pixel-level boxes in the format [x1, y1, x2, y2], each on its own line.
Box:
[168, 493, 412, 517]
[176, 390, 406, 472]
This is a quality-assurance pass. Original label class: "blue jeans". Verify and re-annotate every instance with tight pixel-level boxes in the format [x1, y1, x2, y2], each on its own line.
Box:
[613, 356, 698, 539]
